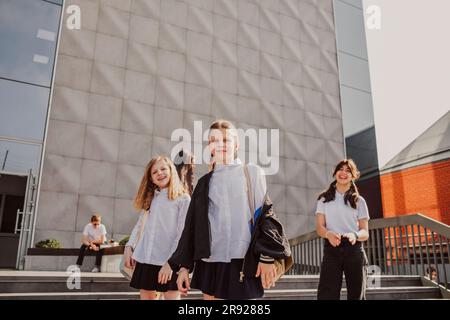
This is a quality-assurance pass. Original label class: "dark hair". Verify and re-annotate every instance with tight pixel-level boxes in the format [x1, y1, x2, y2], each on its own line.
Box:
[427, 266, 437, 274]
[174, 150, 195, 196]
[317, 159, 361, 209]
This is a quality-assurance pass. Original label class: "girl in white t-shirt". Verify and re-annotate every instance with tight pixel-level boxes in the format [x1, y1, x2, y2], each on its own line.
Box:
[315, 159, 370, 300]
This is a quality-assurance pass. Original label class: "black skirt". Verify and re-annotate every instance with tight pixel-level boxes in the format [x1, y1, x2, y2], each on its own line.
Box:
[130, 261, 178, 292]
[191, 259, 264, 300]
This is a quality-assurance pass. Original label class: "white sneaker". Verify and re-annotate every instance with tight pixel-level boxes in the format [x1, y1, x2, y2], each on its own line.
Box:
[91, 267, 100, 273]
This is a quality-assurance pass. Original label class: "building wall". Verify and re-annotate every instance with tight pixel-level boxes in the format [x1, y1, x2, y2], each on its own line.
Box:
[35, 0, 345, 247]
[333, 0, 383, 218]
[334, 0, 374, 139]
[380, 159, 450, 226]
[357, 175, 383, 219]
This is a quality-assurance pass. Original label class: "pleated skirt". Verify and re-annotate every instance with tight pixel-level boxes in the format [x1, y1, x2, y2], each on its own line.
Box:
[191, 259, 264, 300]
[130, 261, 178, 292]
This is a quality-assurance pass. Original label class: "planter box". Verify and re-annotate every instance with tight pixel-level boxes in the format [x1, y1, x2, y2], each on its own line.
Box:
[24, 247, 125, 272]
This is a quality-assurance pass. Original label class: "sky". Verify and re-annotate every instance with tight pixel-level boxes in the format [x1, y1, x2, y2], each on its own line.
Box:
[362, 0, 450, 167]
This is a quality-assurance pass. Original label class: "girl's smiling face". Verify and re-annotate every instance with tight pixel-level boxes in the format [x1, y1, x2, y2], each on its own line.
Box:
[208, 128, 238, 165]
[334, 164, 353, 185]
[150, 160, 171, 189]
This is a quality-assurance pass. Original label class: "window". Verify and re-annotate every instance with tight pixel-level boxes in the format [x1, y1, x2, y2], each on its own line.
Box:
[0, 140, 41, 175]
[0, 0, 61, 87]
[0, 79, 50, 141]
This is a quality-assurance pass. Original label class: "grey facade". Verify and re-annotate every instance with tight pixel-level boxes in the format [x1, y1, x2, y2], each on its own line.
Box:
[20, 0, 345, 251]
[334, 0, 383, 218]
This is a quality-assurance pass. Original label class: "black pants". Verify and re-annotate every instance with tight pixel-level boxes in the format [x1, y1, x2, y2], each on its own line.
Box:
[76, 244, 103, 267]
[317, 238, 368, 300]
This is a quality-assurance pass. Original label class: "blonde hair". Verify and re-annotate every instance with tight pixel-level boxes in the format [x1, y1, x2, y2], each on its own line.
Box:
[208, 119, 239, 171]
[133, 156, 187, 211]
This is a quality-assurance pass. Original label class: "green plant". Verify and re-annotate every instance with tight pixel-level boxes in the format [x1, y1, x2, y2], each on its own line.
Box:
[119, 235, 130, 246]
[35, 238, 62, 249]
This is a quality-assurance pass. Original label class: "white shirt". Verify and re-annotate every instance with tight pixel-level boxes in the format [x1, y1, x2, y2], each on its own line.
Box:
[83, 223, 107, 242]
[127, 188, 191, 266]
[204, 159, 267, 263]
[315, 190, 370, 234]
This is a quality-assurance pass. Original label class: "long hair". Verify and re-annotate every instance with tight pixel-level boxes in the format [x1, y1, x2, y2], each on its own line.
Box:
[208, 119, 239, 171]
[317, 159, 361, 209]
[133, 156, 187, 211]
[174, 149, 195, 196]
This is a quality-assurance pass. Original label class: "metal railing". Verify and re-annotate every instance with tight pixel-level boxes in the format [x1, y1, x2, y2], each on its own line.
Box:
[287, 214, 450, 290]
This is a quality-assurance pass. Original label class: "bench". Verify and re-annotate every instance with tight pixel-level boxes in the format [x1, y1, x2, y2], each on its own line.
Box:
[24, 246, 125, 273]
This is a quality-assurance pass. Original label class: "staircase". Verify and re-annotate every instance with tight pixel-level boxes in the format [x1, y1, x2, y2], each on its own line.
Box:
[0, 271, 443, 300]
[2, 213, 448, 300]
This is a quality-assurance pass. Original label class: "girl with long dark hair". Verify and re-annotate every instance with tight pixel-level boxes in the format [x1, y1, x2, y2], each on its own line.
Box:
[316, 159, 370, 300]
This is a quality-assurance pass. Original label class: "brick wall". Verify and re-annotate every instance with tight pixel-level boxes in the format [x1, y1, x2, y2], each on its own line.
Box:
[380, 159, 450, 226]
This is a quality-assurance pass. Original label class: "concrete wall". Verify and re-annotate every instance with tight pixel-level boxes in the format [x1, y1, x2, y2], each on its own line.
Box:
[35, 0, 345, 248]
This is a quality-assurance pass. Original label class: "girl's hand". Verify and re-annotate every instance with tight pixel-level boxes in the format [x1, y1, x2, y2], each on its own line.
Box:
[158, 263, 173, 284]
[256, 262, 276, 289]
[326, 231, 342, 247]
[177, 267, 190, 296]
[342, 232, 357, 245]
[124, 246, 135, 269]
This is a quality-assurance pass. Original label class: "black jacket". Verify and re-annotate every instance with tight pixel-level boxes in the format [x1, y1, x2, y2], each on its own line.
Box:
[242, 195, 293, 277]
[168, 170, 292, 278]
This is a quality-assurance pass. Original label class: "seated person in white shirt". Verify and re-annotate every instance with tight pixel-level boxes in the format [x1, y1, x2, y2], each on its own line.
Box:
[76, 214, 107, 272]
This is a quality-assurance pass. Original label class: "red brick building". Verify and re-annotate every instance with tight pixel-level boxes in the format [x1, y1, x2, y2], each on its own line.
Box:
[380, 111, 450, 225]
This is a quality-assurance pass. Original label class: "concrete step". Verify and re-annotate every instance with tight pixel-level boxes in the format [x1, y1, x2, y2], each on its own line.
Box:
[0, 286, 441, 300]
[276, 275, 423, 289]
[0, 271, 134, 293]
[0, 271, 424, 293]
[0, 271, 442, 300]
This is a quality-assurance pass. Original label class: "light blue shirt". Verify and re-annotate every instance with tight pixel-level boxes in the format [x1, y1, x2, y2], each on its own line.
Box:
[315, 190, 370, 234]
[127, 188, 191, 266]
[204, 159, 267, 263]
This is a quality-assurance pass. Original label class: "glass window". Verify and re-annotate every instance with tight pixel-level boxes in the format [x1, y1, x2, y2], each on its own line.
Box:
[0, 0, 61, 87]
[45, 0, 63, 5]
[0, 140, 41, 175]
[0, 79, 50, 141]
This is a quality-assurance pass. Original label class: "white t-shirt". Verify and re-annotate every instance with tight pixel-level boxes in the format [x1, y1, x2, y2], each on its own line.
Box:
[204, 159, 267, 263]
[83, 223, 107, 242]
[315, 191, 370, 234]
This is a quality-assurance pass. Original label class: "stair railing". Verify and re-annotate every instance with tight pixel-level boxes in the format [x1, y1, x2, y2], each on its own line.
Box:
[288, 213, 450, 290]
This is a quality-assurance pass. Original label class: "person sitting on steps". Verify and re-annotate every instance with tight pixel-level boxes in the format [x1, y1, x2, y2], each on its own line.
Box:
[76, 214, 107, 272]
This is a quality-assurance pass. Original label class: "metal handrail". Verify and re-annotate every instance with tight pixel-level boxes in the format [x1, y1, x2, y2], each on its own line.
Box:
[289, 213, 450, 246]
[289, 230, 318, 247]
[287, 213, 450, 290]
[369, 214, 450, 238]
